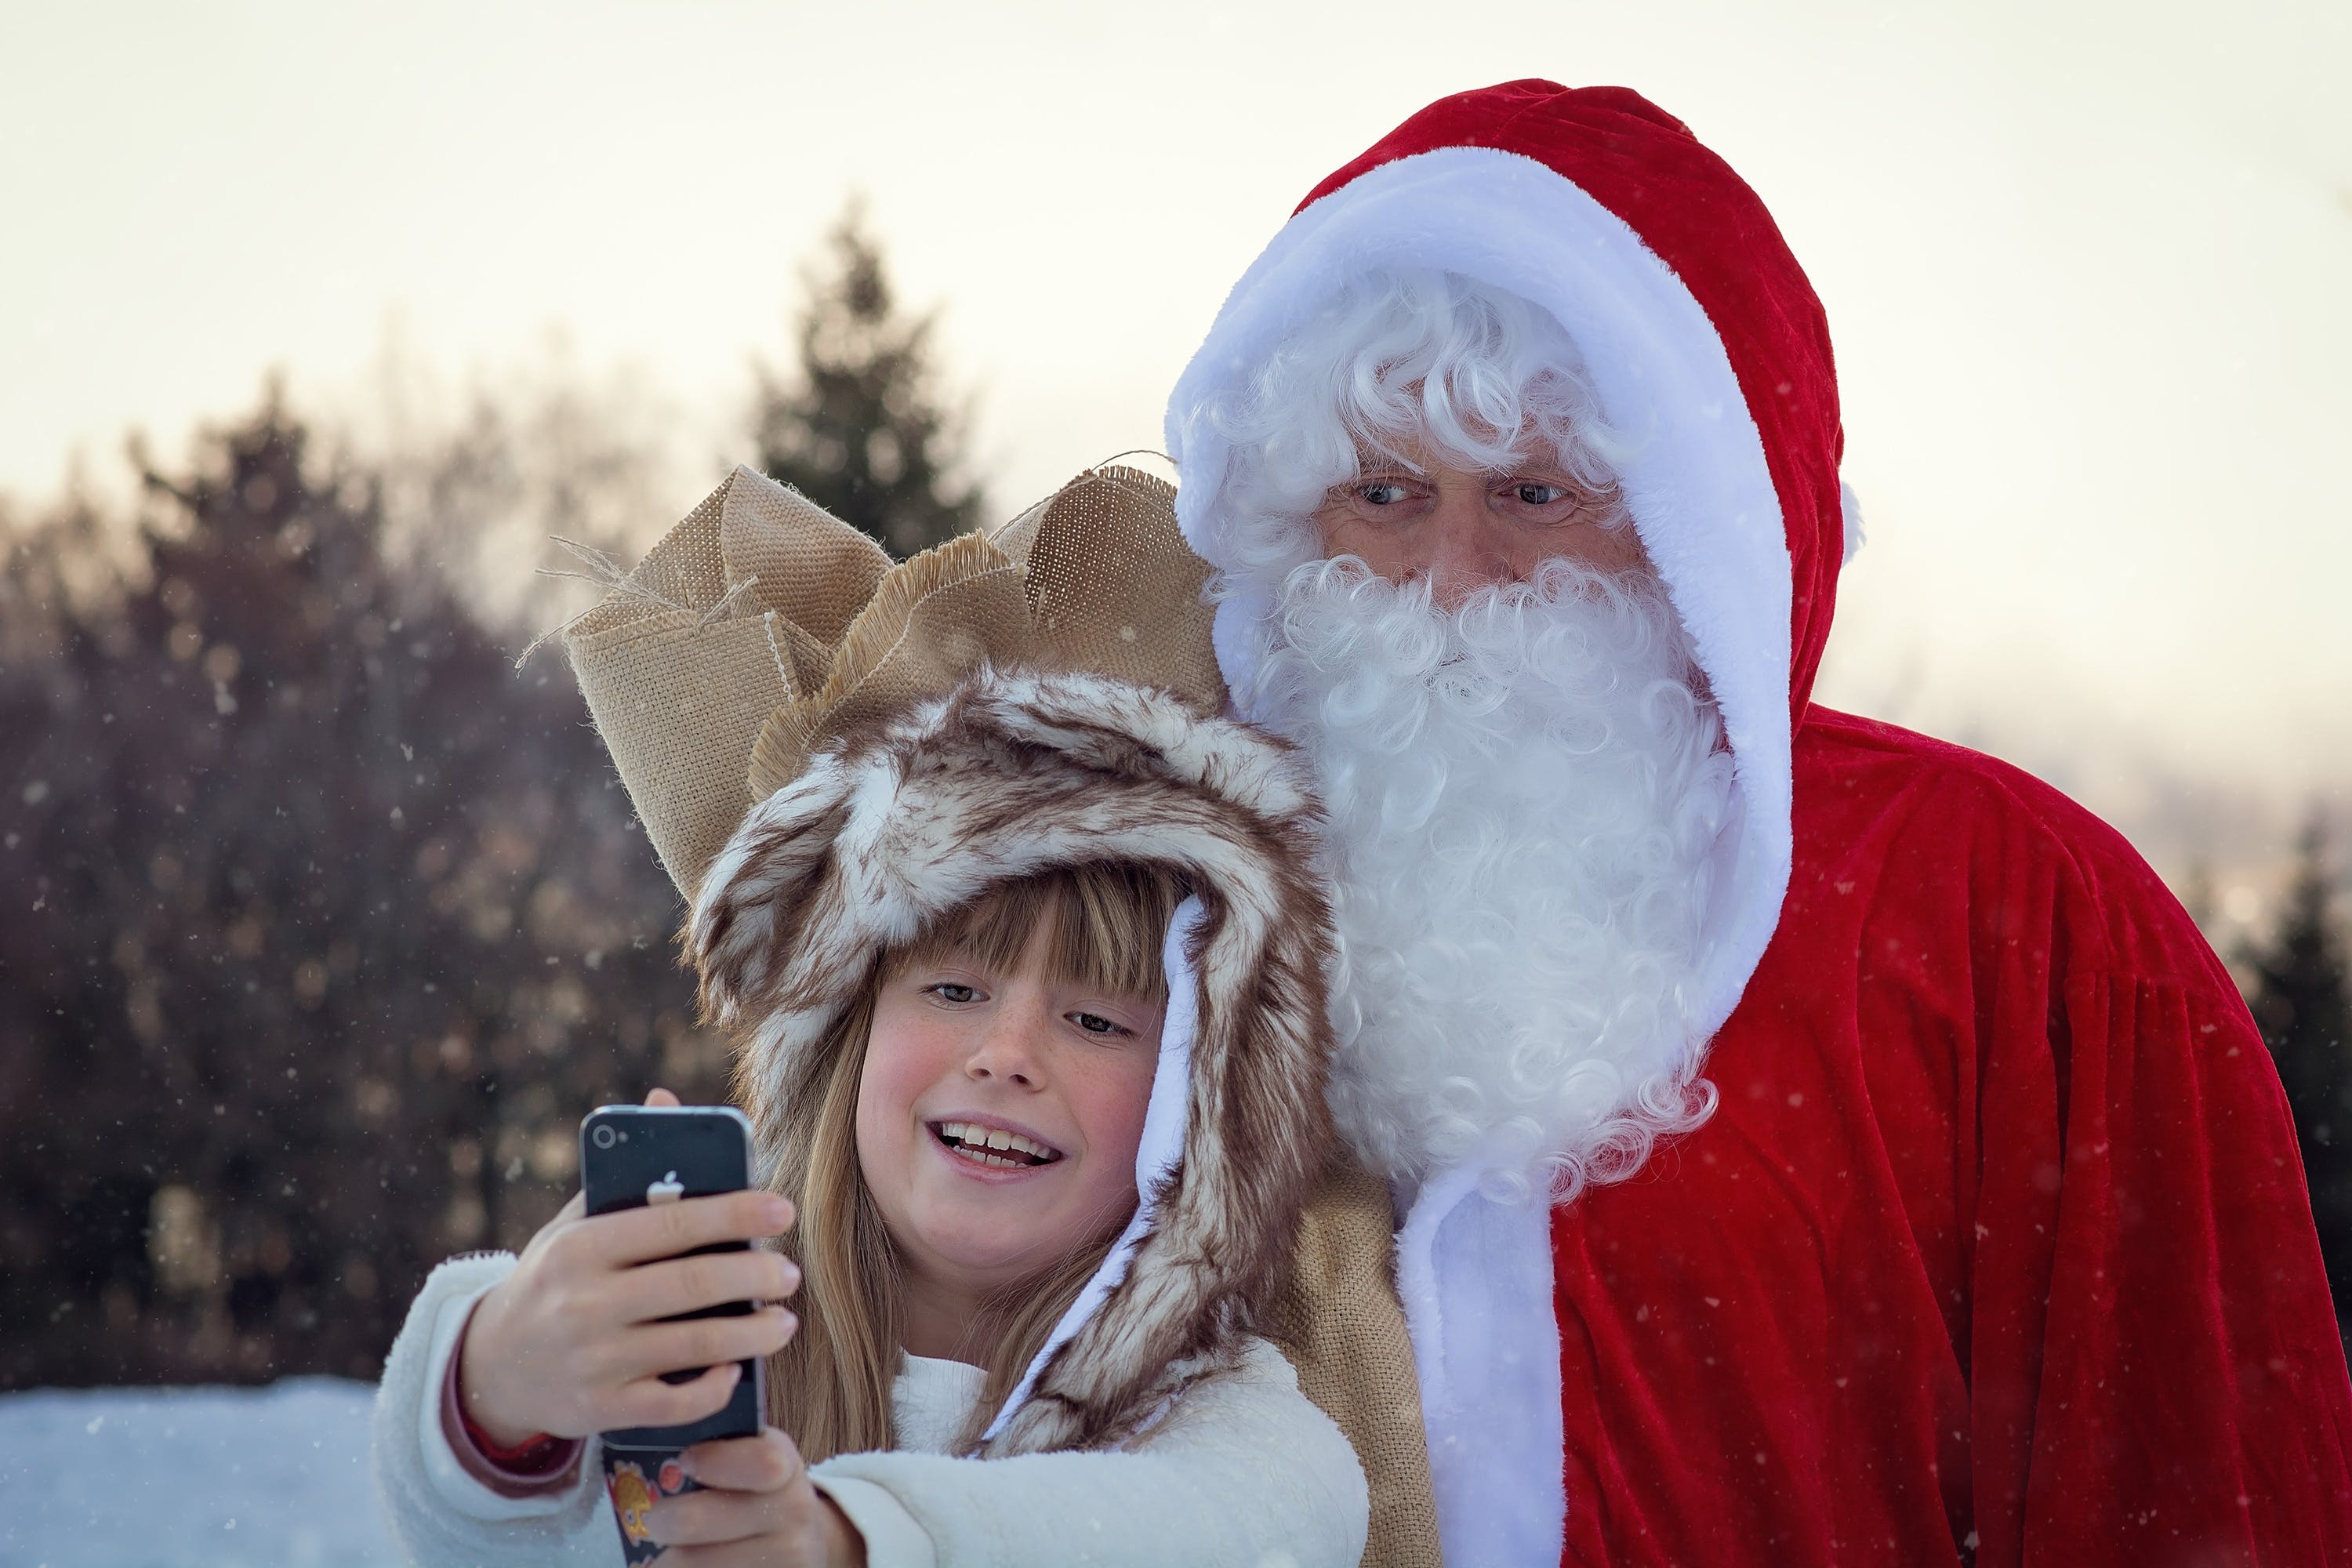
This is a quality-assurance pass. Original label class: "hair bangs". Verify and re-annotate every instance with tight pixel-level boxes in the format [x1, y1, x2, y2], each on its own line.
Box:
[898, 862, 1189, 1003]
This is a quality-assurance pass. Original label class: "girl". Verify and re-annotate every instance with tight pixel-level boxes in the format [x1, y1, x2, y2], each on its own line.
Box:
[372, 662, 1367, 1566]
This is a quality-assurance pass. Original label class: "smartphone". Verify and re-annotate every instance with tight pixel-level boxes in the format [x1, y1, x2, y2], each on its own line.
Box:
[579, 1103, 766, 1566]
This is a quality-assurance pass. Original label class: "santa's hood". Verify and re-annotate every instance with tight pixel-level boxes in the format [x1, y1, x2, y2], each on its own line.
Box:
[1166, 80, 1849, 1052]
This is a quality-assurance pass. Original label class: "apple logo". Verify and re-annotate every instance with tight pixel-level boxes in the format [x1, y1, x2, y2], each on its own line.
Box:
[645, 1171, 685, 1206]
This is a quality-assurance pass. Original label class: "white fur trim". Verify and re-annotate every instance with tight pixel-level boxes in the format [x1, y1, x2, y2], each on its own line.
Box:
[411, 1261, 578, 1522]
[807, 1475, 939, 1568]
[1166, 143, 1794, 1061]
[372, 1252, 615, 1566]
[823, 1340, 1367, 1568]
[1167, 143, 1805, 1552]
[693, 669, 1333, 1457]
[377, 1250, 1362, 1564]
[982, 896, 1205, 1443]
[1396, 1156, 1565, 1566]
[1840, 478, 1865, 565]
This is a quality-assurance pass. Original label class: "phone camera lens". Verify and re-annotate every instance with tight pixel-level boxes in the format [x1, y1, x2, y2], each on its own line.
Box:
[591, 1124, 618, 1149]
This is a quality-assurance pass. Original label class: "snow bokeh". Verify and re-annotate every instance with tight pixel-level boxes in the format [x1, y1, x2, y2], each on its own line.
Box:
[0, 1381, 397, 1568]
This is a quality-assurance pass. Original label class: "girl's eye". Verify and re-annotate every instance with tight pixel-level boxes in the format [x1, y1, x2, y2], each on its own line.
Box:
[1070, 1011, 1131, 1038]
[931, 982, 981, 1004]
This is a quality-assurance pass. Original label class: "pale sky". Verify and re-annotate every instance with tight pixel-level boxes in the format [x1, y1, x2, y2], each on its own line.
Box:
[5, 0, 2348, 869]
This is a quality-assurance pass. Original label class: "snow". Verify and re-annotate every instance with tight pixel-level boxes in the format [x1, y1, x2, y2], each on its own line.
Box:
[0, 1380, 400, 1568]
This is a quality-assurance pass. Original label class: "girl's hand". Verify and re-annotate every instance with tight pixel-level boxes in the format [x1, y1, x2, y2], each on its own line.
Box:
[648, 1428, 866, 1567]
[458, 1094, 802, 1446]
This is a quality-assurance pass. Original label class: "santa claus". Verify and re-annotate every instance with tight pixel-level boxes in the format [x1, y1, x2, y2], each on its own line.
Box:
[1164, 82, 2352, 1565]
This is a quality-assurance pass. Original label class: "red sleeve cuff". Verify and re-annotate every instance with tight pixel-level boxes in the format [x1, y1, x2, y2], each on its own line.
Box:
[460, 1405, 570, 1470]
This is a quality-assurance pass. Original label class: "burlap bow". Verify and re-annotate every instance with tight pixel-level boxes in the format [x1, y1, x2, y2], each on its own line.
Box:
[556, 463, 1223, 899]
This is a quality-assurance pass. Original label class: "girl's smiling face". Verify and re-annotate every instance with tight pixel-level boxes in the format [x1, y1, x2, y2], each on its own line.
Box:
[855, 916, 1166, 1310]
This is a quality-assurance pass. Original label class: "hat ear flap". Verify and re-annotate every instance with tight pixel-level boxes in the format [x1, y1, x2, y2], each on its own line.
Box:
[688, 762, 859, 1025]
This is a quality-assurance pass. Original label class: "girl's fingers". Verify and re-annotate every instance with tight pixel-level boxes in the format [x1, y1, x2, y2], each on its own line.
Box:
[652, 1544, 782, 1568]
[680, 1428, 804, 1493]
[517, 1191, 589, 1261]
[604, 1359, 743, 1430]
[647, 1465, 808, 1548]
[589, 1190, 797, 1269]
[644, 1087, 682, 1108]
[611, 1248, 801, 1324]
[607, 1306, 797, 1386]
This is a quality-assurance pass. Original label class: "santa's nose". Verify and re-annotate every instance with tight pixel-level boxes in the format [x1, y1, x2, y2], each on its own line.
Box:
[1419, 495, 1520, 608]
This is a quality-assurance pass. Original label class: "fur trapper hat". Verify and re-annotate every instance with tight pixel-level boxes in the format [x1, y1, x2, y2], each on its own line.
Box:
[557, 466, 1337, 1457]
[691, 666, 1334, 1454]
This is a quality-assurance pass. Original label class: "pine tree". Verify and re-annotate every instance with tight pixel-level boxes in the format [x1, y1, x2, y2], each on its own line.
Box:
[0, 393, 721, 1386]
[753, 201, 986, 559]
[2249, 813, 2352, 1320]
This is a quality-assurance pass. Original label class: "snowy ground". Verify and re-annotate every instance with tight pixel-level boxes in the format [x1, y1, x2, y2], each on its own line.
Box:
[0, 1380, 399, 1568]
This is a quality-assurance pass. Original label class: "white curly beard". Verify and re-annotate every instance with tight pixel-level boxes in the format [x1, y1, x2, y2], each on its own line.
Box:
[1239, 556, 1737, 1200]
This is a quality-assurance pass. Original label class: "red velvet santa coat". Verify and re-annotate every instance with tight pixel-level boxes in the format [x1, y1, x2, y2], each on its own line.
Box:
[1169, 82, 2352, 1566]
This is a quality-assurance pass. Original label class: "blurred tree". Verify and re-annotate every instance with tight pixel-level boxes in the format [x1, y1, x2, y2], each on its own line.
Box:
[753, 201, 987, 558]
[359, 330, 689, 637]
[0, 390, 723, 1388]
[2249, 813, 2352, 1323]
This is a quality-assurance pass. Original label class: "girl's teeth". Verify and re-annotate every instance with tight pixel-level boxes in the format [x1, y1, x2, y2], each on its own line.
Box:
[938, 1121, 1056, 1164]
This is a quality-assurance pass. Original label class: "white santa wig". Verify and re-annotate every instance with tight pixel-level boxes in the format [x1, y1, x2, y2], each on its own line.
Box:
[1189, 267, 1737, 1200]
[1198, 267, 1641, 617]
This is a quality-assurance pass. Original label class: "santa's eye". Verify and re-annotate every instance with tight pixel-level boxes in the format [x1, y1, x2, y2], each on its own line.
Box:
[1357, 481, 1413, 506]
[1508, 481, 1572, 506]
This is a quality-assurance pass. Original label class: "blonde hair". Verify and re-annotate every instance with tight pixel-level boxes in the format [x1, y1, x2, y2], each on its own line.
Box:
[760, 862, 1190, 1460]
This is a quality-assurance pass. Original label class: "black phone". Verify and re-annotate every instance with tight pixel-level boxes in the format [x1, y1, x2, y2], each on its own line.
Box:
[579, 1103, 766, 1565]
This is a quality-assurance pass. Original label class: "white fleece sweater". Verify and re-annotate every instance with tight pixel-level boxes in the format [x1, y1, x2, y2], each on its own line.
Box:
[372, 1254, 1368, 1568]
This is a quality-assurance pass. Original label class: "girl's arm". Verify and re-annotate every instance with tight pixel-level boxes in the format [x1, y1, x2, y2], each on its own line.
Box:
[370, 1253, 620, 1566]
[809, 1338, 1369, 1568]
[372, 1086, 805, 1566]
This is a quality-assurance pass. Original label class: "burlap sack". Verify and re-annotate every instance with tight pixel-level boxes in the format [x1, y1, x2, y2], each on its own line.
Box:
[1279, 1165, 1445, 1568]
[554, 463, 1439, 1567]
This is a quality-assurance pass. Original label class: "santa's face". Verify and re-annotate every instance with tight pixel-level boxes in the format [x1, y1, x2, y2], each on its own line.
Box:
[1200, 267, 1737, 1198]
[1312, 430, 1646, 605]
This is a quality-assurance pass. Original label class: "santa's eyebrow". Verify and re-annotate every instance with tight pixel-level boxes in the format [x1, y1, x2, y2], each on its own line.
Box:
[1346, 437, 1432, 471]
